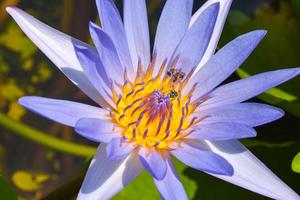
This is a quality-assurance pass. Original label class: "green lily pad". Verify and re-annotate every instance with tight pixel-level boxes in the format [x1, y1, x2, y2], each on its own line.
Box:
[292, 152, 300, 173]
[0, 176, 17, 200]
[291, 0, 300, 18]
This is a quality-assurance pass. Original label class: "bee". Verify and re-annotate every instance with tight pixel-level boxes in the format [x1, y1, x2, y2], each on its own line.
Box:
[169, 90, 178, 99]
[167, 68, 175, 76]
[175, 71, 185, 81]
[167, 68, 185, 82]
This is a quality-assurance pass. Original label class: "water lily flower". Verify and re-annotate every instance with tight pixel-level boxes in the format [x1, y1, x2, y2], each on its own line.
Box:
[7, 0, 300, 199]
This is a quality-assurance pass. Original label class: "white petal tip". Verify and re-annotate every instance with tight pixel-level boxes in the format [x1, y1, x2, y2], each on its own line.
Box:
[249, 29, 268, 39]
[259, 29, 268, 36]
[6, 6, 19, 15]
[18, 98, 24, 106]
[18, 96, 30, 107]
[5, 6, 13, 13]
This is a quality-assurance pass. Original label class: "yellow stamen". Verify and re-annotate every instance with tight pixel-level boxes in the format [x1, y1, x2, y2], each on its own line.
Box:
[110, 59, 198, 150]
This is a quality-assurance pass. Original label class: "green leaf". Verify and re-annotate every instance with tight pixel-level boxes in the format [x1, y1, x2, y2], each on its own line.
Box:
[112, 170, 160, 200]
[292, 152, 300, 173]
[0, 176, 17, 200]
[227, 10, 251, 26]
[291, 0, 300, 18]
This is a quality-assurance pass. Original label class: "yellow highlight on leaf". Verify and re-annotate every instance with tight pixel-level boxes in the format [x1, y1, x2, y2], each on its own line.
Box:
[12, 171, 49, 192]
[0, 80, 24, 101]
[292, 152, 300, 173]
[8, 101, 26, 120]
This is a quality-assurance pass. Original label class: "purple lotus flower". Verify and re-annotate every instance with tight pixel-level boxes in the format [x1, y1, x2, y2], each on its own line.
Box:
[7, 0, 300, 199]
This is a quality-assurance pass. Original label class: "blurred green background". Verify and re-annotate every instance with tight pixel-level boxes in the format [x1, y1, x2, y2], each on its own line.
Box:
[0, 0, 299, 199]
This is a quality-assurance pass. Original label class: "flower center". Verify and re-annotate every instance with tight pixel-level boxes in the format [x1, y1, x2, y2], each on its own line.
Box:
[110, 56, 199, 149]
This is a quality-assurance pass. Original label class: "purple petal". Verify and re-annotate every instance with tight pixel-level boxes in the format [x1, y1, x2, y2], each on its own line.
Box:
[96, 0, 134, 78]
[19, 96, 109, 127]
[153, 0, 193, 75]
[206, 140, 300, 200]
[184, 30, 267, 100]
[6, 7, 104, 104]
[187, 122, 257, 141]
[171, 141, 233, 176]
[138, 148, 167, 180]
[202, 68, 300, 109]
[74, 34, 110, 84]
[124, 0, 150, 70]
[74, 44, 116, 109]
[172, 3, 219, 74]
[78, 145, 143, 199]
[197, 103, 284, 127]
[75, 118, 119, 143]
[154, 156, 188, 200]
[191, 0, 233, 72]
[106, 137, 136, 160]
[89, 22, 125, 84]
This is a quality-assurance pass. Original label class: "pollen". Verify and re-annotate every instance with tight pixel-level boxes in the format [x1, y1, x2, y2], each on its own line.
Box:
[110, 55, 200, 150]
